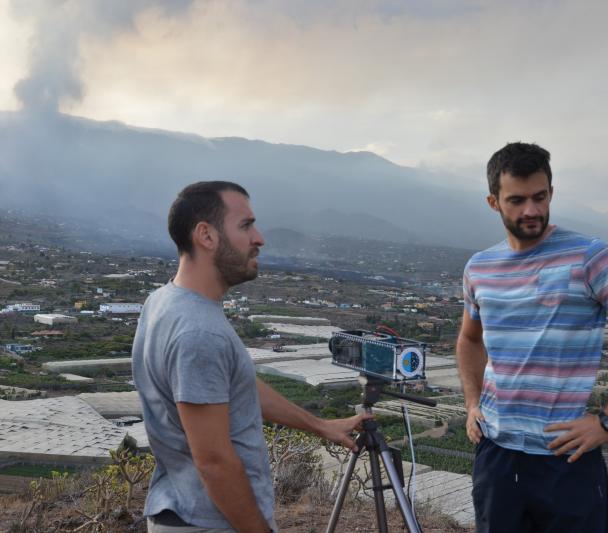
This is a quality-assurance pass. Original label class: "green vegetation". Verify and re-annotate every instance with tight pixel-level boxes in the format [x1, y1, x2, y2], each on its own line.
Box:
[0, 464, 78, 478]
[33, 339, 133, 361]
[0, 355, 22, 370]
[234, 320, 269, 339]
[248, 305, 310, 317]
[380, 418, 427, 441]
[397, 423, 475, 475]
[401, 446, 473, 475]
[415, 424, 475, 453]
[257, 373, 326, 412]
[257, 373, 428, 438]
[318, 384, 363, 418]
[436, 395, 465, 406]
[0, 370, 134, 392]
[286, 335, 323, 345]
[0, 371, 68, 388]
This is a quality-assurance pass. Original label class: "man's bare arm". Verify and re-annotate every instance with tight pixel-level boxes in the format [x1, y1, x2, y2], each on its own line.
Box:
[456, 309, 486, 443]
[177, 402, 271, 533]
[256, 378, 370, 451]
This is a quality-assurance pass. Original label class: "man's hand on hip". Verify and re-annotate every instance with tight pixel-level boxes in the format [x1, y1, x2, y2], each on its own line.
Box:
[546, 414, 608, 463]
[465, 406, 485, 444]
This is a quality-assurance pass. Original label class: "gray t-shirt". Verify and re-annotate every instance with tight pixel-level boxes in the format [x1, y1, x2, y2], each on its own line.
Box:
[132, 282, 274, 528]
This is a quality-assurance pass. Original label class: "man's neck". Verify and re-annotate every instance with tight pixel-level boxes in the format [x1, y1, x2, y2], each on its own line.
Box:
[173, 257, 227, 301]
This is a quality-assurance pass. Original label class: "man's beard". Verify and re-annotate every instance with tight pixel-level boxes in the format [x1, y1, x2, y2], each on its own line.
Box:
[500, 210, 550, 241]
[214, 233, 259, 287]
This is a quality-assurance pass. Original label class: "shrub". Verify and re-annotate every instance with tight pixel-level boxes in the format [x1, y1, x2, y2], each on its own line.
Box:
[264, 425, 324, 504]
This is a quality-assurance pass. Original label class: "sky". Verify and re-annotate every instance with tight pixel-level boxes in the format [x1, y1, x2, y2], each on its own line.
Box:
[1, 0, 607, 210]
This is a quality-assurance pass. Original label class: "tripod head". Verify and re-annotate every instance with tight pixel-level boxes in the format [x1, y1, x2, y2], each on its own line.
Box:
[359, 375, 437, 409]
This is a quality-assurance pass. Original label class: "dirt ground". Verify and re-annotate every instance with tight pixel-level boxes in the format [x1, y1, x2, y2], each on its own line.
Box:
[0, 483, 473, 532]
[274, 497, 472, 532]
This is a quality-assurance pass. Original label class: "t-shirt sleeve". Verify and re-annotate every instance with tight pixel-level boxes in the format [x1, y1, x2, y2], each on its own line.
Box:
[463, 262, 481, 321]
[166, 330, 232, 404]
[585, 239, 608, 308]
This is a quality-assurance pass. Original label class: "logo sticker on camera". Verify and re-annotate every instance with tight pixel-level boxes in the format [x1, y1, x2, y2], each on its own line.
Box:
[398, 348, 423, 378]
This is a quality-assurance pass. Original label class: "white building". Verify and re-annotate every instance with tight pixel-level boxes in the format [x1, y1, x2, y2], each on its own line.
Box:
[2, 303, 41, 313]
[5, 343, 35, 355]
[34, 314, 78, 326]
[223, 299, 238, 310]
[99, 303, 143, 314]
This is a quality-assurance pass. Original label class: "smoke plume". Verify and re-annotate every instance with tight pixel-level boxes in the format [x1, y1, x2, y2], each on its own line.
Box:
[11, 0, 193, 113]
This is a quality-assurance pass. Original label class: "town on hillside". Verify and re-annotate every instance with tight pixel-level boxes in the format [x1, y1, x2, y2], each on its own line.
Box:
[1, 236, 607, 530]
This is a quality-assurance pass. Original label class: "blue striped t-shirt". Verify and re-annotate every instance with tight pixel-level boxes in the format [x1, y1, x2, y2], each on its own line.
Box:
[463, 226, 608, 454]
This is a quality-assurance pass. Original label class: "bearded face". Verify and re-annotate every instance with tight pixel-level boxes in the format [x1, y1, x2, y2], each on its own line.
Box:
[498, 208, 550, 241]
[490, 171, 552, 247]
[214, 230, 260, 287]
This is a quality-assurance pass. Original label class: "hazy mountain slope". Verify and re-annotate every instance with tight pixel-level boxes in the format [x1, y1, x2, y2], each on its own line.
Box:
[1, 110, 606, 254]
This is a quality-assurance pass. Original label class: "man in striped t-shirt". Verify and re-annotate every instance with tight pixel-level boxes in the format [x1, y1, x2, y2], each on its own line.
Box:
[457, 142, 608, 532]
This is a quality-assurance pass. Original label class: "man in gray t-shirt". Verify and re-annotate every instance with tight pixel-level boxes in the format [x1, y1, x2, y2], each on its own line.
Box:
[133, 181, 368, 532]
[133, 282, 274, 528]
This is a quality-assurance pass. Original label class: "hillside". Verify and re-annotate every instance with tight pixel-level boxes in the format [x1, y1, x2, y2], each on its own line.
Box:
[0, 111, 506, 253]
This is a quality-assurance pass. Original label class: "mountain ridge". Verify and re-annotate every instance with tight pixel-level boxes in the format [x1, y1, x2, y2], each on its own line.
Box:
[1, 110, 607, 254]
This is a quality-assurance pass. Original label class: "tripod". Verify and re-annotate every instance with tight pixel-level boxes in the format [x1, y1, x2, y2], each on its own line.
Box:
[325, 379, 436, 533]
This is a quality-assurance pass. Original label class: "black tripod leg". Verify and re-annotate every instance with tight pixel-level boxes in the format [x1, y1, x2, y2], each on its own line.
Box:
[326, 434, 365, 533]
[368, 447, 389, 533]
[380, 450, 421, 533]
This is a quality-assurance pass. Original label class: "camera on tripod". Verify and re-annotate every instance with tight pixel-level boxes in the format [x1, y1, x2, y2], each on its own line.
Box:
[326, 327, 433, 533]
[328, 328, 426, 382]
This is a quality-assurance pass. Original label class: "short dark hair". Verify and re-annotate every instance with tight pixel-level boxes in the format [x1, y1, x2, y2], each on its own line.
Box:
[487, 142, 552, 197]
[168, 181, 249, 256]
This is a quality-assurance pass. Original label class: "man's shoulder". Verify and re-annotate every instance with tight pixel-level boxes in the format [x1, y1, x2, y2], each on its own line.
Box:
[144, 283, 221, 316]
[546, 227, 608, 262]
[465, 240, 508, 269]
[141, 284, 235, 342]
[549, 227, 608, 254]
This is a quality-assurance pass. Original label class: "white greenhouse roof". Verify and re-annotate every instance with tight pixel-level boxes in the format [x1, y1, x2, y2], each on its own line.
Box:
[262, 324, 340, 339]
[257, 358, 359, 386]
[0, 396, 142, 462]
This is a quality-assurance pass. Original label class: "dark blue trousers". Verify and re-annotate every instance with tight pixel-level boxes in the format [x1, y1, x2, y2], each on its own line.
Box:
[473, 437, 608, 533]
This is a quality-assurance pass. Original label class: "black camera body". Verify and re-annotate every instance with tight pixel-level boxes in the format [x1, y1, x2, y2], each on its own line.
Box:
[329, 330, 426, 382]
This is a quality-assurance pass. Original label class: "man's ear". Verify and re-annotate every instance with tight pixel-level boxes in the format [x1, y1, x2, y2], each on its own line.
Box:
[486, 194, 500, 213]
[191, 221, 218, 252]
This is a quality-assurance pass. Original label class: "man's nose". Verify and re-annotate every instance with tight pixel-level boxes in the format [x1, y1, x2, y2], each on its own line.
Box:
[252, 227, 265, 247]
[523, 201, 542, 218]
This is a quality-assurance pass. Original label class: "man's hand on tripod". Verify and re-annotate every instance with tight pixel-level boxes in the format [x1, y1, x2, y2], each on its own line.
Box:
[257, 378, 373, 452]
[318, 413, 374, 452]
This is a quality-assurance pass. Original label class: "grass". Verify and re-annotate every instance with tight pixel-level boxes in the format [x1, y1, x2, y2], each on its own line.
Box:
[257, 373, 326, 406]
[380, 418, 428, 440]
[401, 446, 473, 475]
[398, 423, 475, 475]
[286, 336, 324, 345]
[436, 395, 465, 406]
[0, 464, 78, 478]
[258, 373, 429, 438]
[415, 424, 475, 453]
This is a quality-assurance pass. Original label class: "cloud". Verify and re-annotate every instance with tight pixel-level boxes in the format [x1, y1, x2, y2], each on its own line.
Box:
[10, 0, 193, 112]
[3, 0, 608, 207]
[0, 1, 29, 107]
